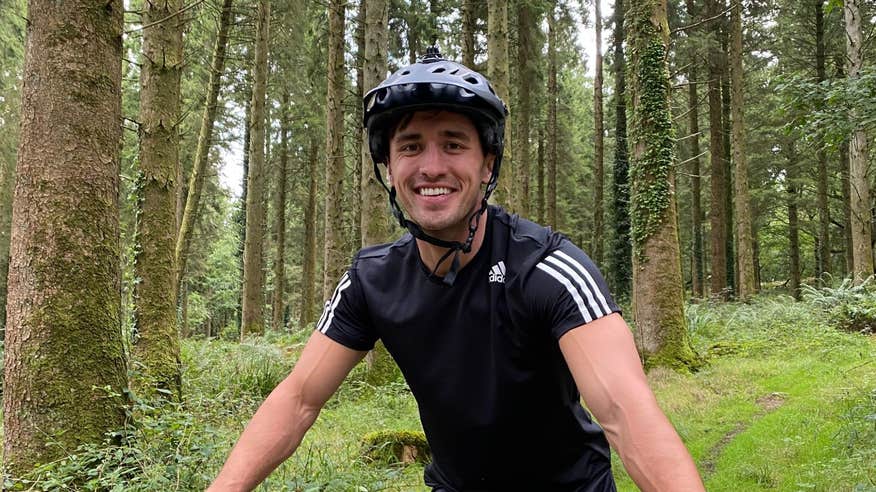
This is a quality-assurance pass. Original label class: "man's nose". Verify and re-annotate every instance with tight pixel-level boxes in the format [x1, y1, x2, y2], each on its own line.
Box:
[418, 143, 445, 178]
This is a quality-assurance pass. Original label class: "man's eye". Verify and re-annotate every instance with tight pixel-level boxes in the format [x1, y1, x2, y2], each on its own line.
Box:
[446, 142, 463, 150]
[400, 143, 419, 152]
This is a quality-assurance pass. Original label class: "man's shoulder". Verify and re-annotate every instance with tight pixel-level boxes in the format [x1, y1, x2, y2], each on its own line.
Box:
[351, 233, 416, 280]
[489, 206, 564, 259]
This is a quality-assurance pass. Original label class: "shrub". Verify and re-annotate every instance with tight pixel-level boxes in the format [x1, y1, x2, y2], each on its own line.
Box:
[360, 430, 430, 466]
[802, 278, 876, 335]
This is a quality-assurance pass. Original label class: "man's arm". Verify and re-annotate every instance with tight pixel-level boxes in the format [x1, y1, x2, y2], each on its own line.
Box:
[558, 313, 705, 492]
[208, 331, 367, 492]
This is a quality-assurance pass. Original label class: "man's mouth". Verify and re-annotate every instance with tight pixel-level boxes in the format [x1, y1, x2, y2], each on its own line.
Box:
[418, 187, 452, 197]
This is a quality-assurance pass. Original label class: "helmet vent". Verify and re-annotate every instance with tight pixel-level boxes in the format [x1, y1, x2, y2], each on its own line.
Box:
[459, 88, 475, 97]
[488, 85, 496, 95]
[432, 66, 446, 73]
[450, 68, 460, 75]
[464, 76, 479, 85]
[401, 70, 411, 75]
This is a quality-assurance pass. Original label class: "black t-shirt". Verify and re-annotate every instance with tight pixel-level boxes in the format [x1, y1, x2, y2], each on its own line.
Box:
[319, 206, 622, 491]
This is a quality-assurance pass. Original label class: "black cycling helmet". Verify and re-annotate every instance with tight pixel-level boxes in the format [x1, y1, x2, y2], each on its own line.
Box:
[363, 45, 509, 285]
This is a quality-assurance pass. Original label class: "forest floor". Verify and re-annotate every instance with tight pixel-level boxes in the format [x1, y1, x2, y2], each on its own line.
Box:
[2, 292, 875, 491]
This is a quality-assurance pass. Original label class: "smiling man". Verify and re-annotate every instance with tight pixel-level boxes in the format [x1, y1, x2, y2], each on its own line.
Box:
[208, 48, 705, 492]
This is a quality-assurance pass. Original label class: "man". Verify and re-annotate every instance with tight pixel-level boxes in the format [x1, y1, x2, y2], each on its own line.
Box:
[209, 48, 705, 492]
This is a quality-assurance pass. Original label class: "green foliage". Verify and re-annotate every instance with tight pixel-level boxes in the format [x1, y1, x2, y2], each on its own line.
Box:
[182, 338, 291, 401]
[360, 430, 430, 465]
[802, 278, 876, 335]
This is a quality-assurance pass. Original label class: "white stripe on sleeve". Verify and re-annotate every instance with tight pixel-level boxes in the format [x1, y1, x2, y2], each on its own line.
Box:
[317, 273, 351, 333]
[545, 255, 605, 318]
[553, 250, 612, 315]
[535, 263, 593, 323]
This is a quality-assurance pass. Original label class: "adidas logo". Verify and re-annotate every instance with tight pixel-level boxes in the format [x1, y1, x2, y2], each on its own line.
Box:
[489, 260, 506, 284]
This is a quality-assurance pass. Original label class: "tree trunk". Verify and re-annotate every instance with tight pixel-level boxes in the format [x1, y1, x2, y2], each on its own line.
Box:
[627, 0, 697, 370]
[324, 0, 347, 301]
[592, 0, 605, 265]
[361, 0, 392, 247]
[3, 0, 127, 476]
[299, 135, 320, 328]
[516, 0, 535, 218]
[611, 0, 631, 299]
[841, 140, 853, 275]
[537, 126, 545, 224]
[787, 144, 801, 300]
[241, 0, 271, 338]
[547, 6, 558, 229]
[845, 0, 872, 282]
[730, 0, 755, 300]
[815, 0, 830, 282]
[685, 0, 704, 299]
[236, 95, 251, 329]
[487, 0, 512, 209]
[461, 0, 476, 68]
[272, 92, 290, 332]
[706, 0, 727, 298]
[134, 0, 184, 398]
[176, 0, 234, 298]
[721, 22, 734, 295]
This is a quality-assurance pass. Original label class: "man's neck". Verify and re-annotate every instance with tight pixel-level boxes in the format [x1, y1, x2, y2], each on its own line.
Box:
[415, 209, 489, 277]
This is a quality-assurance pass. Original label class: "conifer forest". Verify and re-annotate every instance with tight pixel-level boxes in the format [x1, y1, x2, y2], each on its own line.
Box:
[0, 0, 875, 490]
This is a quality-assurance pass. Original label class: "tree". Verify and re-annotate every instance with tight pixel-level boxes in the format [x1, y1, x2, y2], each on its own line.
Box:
[461, 0, 476, 68]
[176, 0, 235, 299]
[241, 0, 271, 338]
[487, 0, 512, 208]
[3, 0, 127, 475]
[592, 0, 605, 265]
[515, 0, 538, 218]
[134, 0, 185, 397]
[547, 3, 558, 229]
[705, 0, 727, 297]
[786, 141, 802, 300]
[844, 0, 872, 281]
[299, 135, 320, 328]
[272, 91, 290, 331]
[610, 0, 631, 299]
[323, 0, 347, 300]
[627, 0, 697, 369]
[684, 0, 704, 298]
[814, 0, 830, 280]
[361, 0, 392, 247]
[730, 0, 755, 299]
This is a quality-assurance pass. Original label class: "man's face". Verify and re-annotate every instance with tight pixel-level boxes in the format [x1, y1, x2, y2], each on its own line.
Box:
[387, 110, 494, 240]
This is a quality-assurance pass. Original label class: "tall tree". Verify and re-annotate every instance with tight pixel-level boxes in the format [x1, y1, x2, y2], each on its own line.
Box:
[361, 0, 392, 247]
[730, 0, 755, 299]
[786, 142, 802, 300]
[3, 0, 127, 475]
[176, 0, 234, 299]
[844, 0, 872, 281]
[685, 0, 704, 298]
[299, 135, 320, 328]
[134, 0, 184, 397]
[592, 0, 605, 264]
[627, 0, 697, 368]
[516, 0, 537, 218]
[610, 0, 631, 299]
[487, 0, 512, 208]
[323, 0, 347, 300]
[546, 4, 558, 229]
[272, 92, 290, 331]
[705, 0, 727, 297]
[461, 0, 476, 68]
[814, 0, 830, 281]
[241, 0, 271, 337]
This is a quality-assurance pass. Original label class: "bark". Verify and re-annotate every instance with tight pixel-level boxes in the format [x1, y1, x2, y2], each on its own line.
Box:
[592, 0, 605, 265]
[134, 0, 184, 398]
[547, 6, 558, 229]
[235, 96, 251, 328]
[730, 0, 755, 300]
[686, 0, 704, 298]
[361, 0, 392, 247]
[3, 0, 127, 476]
[516, 0, 535, 218]
[176, 0, 234, 298]
[841, 140, 853, 275]
[611, 0, 631, 299]
[324, 0, 347, 301]
[537, 126, 545, 224]
[299, 136, 320, 328]
[815, 0, 830, 281]
[845, 0, 872, 282]
[706, 0, 727, 297]
[462, 0, 476, 68]
[627, 0, 697, 370]
[787, 144, 801, 300]
[487, 0, 512, 209]
[0, 129, 14, 332]
[721, 25, 734, 295]
[272, 92, 290, 332]
[241, 0, 271, 338]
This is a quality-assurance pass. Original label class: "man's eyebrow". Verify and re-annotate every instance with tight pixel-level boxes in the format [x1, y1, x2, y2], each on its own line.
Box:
[441, 130, 471, 141]
[392, 132, 421, 143]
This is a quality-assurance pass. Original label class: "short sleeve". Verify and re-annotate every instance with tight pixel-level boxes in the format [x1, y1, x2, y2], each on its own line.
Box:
[316, 268, 378, 351]
[525, 240, 621, 340]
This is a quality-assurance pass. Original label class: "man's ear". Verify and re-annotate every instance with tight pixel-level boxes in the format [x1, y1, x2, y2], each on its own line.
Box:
[482, 154, 496, 184]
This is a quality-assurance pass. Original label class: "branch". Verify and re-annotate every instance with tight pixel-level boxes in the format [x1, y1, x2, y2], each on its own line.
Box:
[124, 0, 206, 34]
[671, 2, 737, 36]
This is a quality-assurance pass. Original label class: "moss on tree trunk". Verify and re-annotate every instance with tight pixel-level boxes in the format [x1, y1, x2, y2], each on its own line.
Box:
[3, 0, 127, 477]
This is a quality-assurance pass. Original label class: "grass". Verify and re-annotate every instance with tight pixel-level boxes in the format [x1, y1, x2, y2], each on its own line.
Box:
[2, 293, 874, 491]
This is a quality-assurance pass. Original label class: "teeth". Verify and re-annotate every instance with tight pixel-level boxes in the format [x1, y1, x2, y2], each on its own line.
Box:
[419, 187, 451, 196]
